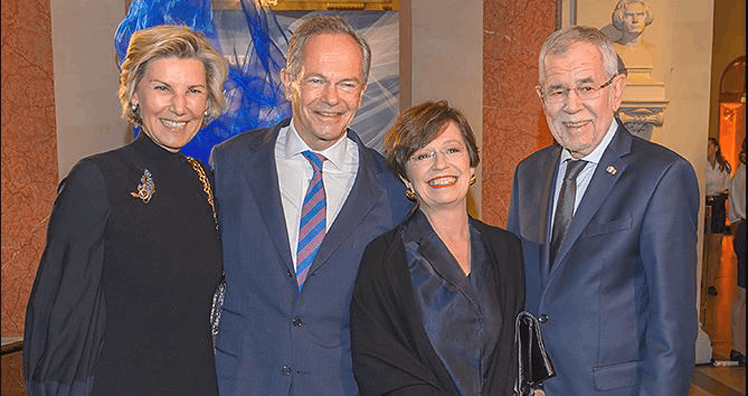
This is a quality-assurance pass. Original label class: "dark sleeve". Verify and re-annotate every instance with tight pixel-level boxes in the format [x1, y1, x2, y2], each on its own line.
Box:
[483, 227, 525, 395]
[23, 159, 109, 396]
[350, 234, 457, 396]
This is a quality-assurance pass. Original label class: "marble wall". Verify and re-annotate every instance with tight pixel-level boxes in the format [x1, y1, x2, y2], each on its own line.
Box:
[482, 0, 557, 227]
[1, 0, 58, 337]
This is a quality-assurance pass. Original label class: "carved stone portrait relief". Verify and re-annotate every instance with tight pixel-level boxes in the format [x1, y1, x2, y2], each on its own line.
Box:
[611, 0, 655, 69]
[603, 0, 667, 141]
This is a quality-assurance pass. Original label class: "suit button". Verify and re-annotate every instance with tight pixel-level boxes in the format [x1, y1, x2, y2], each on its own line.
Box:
[281, 365, 292, 376]
[538, 314, 549, 323]
[293, 316, 303, 327]
[287, 270, 294, 278]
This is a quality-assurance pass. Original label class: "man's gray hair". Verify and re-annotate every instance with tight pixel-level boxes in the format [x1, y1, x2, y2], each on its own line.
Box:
[285, 16, 371, 84]
[538, 26, 619, 87]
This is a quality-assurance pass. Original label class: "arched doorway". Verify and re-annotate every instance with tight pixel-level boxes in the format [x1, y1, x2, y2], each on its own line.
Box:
[719, 55, 745, 175]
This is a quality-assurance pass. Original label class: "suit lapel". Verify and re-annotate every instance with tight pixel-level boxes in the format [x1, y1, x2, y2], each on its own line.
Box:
[551, 125, 632, 270]
[309, 132, 380, 274]
[241, 122, 294, 272]
[540, 147, 562, 284]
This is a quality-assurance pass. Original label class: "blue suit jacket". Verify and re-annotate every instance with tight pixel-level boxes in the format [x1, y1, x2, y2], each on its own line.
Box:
[209, 119, 413, 396]
[507, 124, 699, 396]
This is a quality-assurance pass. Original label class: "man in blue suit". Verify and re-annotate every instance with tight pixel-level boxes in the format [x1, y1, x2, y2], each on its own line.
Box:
[508, 26, 699, 395]
[210, 16, 412, 396]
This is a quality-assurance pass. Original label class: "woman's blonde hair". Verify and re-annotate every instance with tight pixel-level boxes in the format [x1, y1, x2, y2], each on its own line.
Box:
[118, 25, 228, 126]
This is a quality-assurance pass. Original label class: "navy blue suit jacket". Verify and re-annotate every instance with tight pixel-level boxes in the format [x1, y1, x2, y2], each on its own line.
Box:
[508, 124, 699, 396]
[209, 119, 413, 396]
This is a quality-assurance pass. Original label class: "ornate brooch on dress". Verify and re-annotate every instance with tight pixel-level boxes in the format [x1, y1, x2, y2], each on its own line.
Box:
[130, 169, 156, 204]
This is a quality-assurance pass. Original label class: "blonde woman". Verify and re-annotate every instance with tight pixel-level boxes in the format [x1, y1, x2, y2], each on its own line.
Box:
[24, 25, 228, 396]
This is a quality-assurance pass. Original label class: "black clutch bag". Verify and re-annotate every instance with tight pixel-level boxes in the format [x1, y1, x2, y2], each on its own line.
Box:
[513, 311, 556, 396]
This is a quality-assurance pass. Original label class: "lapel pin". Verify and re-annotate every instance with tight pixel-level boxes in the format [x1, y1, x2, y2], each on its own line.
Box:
[130, 169, 156, 204]
[606, 165, 617, 176]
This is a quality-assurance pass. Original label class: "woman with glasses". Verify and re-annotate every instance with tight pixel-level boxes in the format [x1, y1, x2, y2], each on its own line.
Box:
[350, 101, 525, 396]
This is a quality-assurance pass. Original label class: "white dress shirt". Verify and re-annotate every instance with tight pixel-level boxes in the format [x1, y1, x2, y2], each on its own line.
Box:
[275, 120, 360, 269]
[550, 119, 619, 231]
[705, 159, 730, 197]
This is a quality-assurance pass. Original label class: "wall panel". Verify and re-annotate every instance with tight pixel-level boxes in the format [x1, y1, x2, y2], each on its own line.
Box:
[1, 0, 58, 337]
[482, 0, 556, 227]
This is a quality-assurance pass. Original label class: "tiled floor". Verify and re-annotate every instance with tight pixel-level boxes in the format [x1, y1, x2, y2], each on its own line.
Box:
[691, 234, 746, 396]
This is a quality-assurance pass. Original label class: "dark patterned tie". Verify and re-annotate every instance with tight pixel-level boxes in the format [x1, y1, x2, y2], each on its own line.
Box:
[550, 159, 588, 265]
[296, 151, 327, 291]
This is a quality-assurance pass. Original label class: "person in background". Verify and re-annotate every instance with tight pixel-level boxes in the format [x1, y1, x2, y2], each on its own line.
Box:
[706, 137, 731, 233]
[728, 138, 746, 366]
[705, 137, 732, 295]
[24, 25, 228, 396]
[209, 16, 413, 396]
[508, 26, 699, 395]
[350, 101, 524, 396]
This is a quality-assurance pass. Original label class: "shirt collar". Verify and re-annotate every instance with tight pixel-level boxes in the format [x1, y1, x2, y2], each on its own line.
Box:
[559, 118, 619, 165]
[281, 118, 351, 170]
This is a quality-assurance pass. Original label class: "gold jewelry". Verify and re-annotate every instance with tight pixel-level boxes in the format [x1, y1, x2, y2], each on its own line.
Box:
[469, 174, 477, 186]
[185, 156, 218, 232]
[130, 169, 156, 204]
[405, 186, 416, 200]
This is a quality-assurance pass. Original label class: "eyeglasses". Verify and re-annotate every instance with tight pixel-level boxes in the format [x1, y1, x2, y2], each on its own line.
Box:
[540, 74, 618, 105]
[408, 146, 466, 166]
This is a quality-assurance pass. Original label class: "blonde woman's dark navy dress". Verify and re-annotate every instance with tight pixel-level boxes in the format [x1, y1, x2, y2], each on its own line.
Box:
[24, 132, 222, 396]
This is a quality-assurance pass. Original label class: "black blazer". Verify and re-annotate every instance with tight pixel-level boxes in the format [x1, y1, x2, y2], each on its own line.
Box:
[350, 213, 525, 396]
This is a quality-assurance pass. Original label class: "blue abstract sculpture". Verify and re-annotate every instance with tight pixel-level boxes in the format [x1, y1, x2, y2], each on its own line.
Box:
[114, 0, 291, 164]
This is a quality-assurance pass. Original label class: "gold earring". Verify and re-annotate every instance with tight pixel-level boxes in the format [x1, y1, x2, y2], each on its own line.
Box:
[469, 174, 477, 186]
[405, 186, 416, 200]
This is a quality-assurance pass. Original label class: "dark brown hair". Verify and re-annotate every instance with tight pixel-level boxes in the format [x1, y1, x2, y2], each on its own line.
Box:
[708, 137, 731, 173]
[383, 100, 479, 180]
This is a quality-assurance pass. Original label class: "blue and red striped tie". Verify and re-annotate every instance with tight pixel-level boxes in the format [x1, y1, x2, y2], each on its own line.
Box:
[296, 151, 326, 291]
